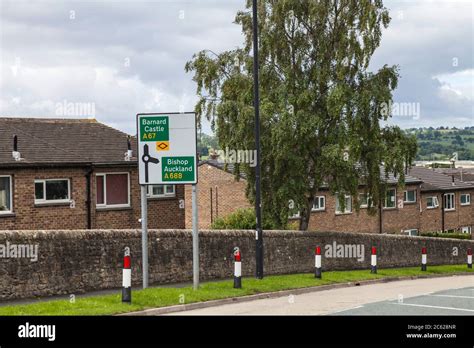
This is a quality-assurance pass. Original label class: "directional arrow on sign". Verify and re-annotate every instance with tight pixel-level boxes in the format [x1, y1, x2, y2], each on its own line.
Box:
[141, 144, 159, 183]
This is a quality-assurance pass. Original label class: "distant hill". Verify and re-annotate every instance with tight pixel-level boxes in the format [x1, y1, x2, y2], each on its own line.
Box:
[406, 127, 474, 161]
[199, 127, 474, 161]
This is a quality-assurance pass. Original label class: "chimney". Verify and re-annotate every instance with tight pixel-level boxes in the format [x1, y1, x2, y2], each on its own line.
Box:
[12, 135, 22, 161]
[459, 167, 463, 182]
[124, 136, 133, 161]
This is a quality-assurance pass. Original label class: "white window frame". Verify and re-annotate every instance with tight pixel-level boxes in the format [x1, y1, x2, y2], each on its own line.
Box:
[384, 188, 396, 209]
[336, 195, 352, 215]
[0, 175, 13, 214]
[403, 190, 417, 203]
[403, 229, 418, 236]
[312, 196, 326, 211]
[34, 178, 71, 204]
[147, 185, 176, 198]
[444, 193, 455, 211]
[359, 193, 371, 208]
[461, 226, 472, 234]
[427, 196, 439, 209]
[460, 193, 471, 206]
[96, 172, 131, 209]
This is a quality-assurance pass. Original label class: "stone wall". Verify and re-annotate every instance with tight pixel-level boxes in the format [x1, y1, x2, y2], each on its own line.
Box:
[0, 229, 473, 301]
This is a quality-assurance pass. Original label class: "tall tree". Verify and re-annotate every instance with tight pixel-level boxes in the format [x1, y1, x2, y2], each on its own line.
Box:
[186, 0, 417, 230]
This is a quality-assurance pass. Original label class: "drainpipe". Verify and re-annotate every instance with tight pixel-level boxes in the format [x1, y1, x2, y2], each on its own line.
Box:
[215, 186, 219, 218]
[441, 193, 445, 233]
[378, 201, 383, 234]
[85, 166, 94, 229]
[210, 187, 213, 224]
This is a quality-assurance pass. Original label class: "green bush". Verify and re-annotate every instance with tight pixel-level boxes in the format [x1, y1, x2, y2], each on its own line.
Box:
[210, 208, 280, 230]
[421, 232, 472, 240]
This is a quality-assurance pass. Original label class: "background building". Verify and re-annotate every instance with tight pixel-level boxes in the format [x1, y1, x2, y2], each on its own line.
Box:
[0, 118, 185, 230]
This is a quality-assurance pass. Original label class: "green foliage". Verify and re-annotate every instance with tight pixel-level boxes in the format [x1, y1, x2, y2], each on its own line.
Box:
[186, 0, 417, 230]
[211, 208, 280, 230]
[197, 133, 218, 157]
[408, 127, 474, 161]
[421, 232, 472, 240]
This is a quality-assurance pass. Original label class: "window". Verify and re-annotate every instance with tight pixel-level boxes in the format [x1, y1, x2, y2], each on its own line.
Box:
[444, 193, 455, 211]
[461, 226, 471, 234]
[148, 185, 175, 198]
[96, 173, 130, 208]
[34, 179, 70, 204]
[427, 196, 439, 209]
[359, 193, 372, 208]
[336, 195, 352, 214]
[403, 190, 416, 203]
[403, 229, 418, 236]
[0, 176, 12, 213]
[460, 193, 471, 206]
[384, 188, 396, 208]
[312, 196, 325, 211]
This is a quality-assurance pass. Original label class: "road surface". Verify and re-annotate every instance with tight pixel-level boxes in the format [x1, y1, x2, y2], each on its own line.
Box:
[168, 275, 474, 315]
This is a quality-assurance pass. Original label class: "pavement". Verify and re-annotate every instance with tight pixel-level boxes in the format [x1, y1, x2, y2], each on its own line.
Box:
[167, 275, 474, 315]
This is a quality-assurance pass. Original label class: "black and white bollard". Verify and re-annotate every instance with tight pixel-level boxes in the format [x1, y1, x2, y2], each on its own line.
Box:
[315, 246, 322, 279]
[371, 247, 377, 274]
[468, 248, 472, 269]
[421, 247, 427, 271]
[122, 250, 132, 303]
[233, 247, 242, 289]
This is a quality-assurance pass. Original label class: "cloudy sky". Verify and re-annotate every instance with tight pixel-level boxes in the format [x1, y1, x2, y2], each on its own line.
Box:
[0, 0, 472, 135]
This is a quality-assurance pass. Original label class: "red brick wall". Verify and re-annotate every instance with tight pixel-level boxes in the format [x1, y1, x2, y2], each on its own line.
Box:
[0, 168, 90, 230]
[383, 185, 422, 234]
[0, 166, 185, 230]
[420, 190, 473, 233]
[307, 191, 378, 233]
[307, 185, 422, 234]
[185, 164, 252, 229]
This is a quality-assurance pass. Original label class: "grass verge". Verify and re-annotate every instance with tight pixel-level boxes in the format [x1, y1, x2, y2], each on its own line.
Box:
[0, 264, 471, 316]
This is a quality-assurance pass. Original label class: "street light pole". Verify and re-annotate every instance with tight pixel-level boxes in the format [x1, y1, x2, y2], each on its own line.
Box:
[252, 0, 263, 279]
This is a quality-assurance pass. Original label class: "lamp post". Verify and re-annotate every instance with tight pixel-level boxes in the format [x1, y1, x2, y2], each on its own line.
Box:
[252, 0, 263, 279]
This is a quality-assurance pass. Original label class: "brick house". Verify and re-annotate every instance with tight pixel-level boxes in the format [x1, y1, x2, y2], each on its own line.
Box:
[305, 171, 424, 234]
[189, 160, 473, 235]
[409, 166, 473, 234]
[0, 118, 185, 230]
[184, 160, 251, 229]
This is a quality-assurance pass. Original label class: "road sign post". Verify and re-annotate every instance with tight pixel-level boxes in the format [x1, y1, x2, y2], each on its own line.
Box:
[252, 0, 264, 279]
[140, 184, 148, 289]
[192, 184, 199, 290]
[137, 112, 198, 288]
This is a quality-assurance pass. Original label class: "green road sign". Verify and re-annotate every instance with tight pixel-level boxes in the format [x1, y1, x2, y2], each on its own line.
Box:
[139, 116, 169, 142]
[162, 156, 195, 182]
[137, 113, 197, 185]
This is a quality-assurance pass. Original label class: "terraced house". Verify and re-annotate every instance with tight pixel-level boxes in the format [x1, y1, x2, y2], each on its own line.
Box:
[195, 160, 473, 235]
[0, 118, 185, 230]
[409, 166, 473, 234]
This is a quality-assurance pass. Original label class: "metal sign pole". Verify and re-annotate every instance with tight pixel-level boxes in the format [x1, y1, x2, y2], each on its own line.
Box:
[192, 183, 199, 290]
[137, 112, 198, 289]
[252, 0, 264, 279]
[140, 184, 149, 289]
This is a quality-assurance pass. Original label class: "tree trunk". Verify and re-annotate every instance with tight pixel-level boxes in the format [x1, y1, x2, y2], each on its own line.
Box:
[299, 196, 313, 231]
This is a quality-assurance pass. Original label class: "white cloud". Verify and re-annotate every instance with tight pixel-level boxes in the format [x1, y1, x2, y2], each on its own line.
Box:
[0, 0, 472, 133]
